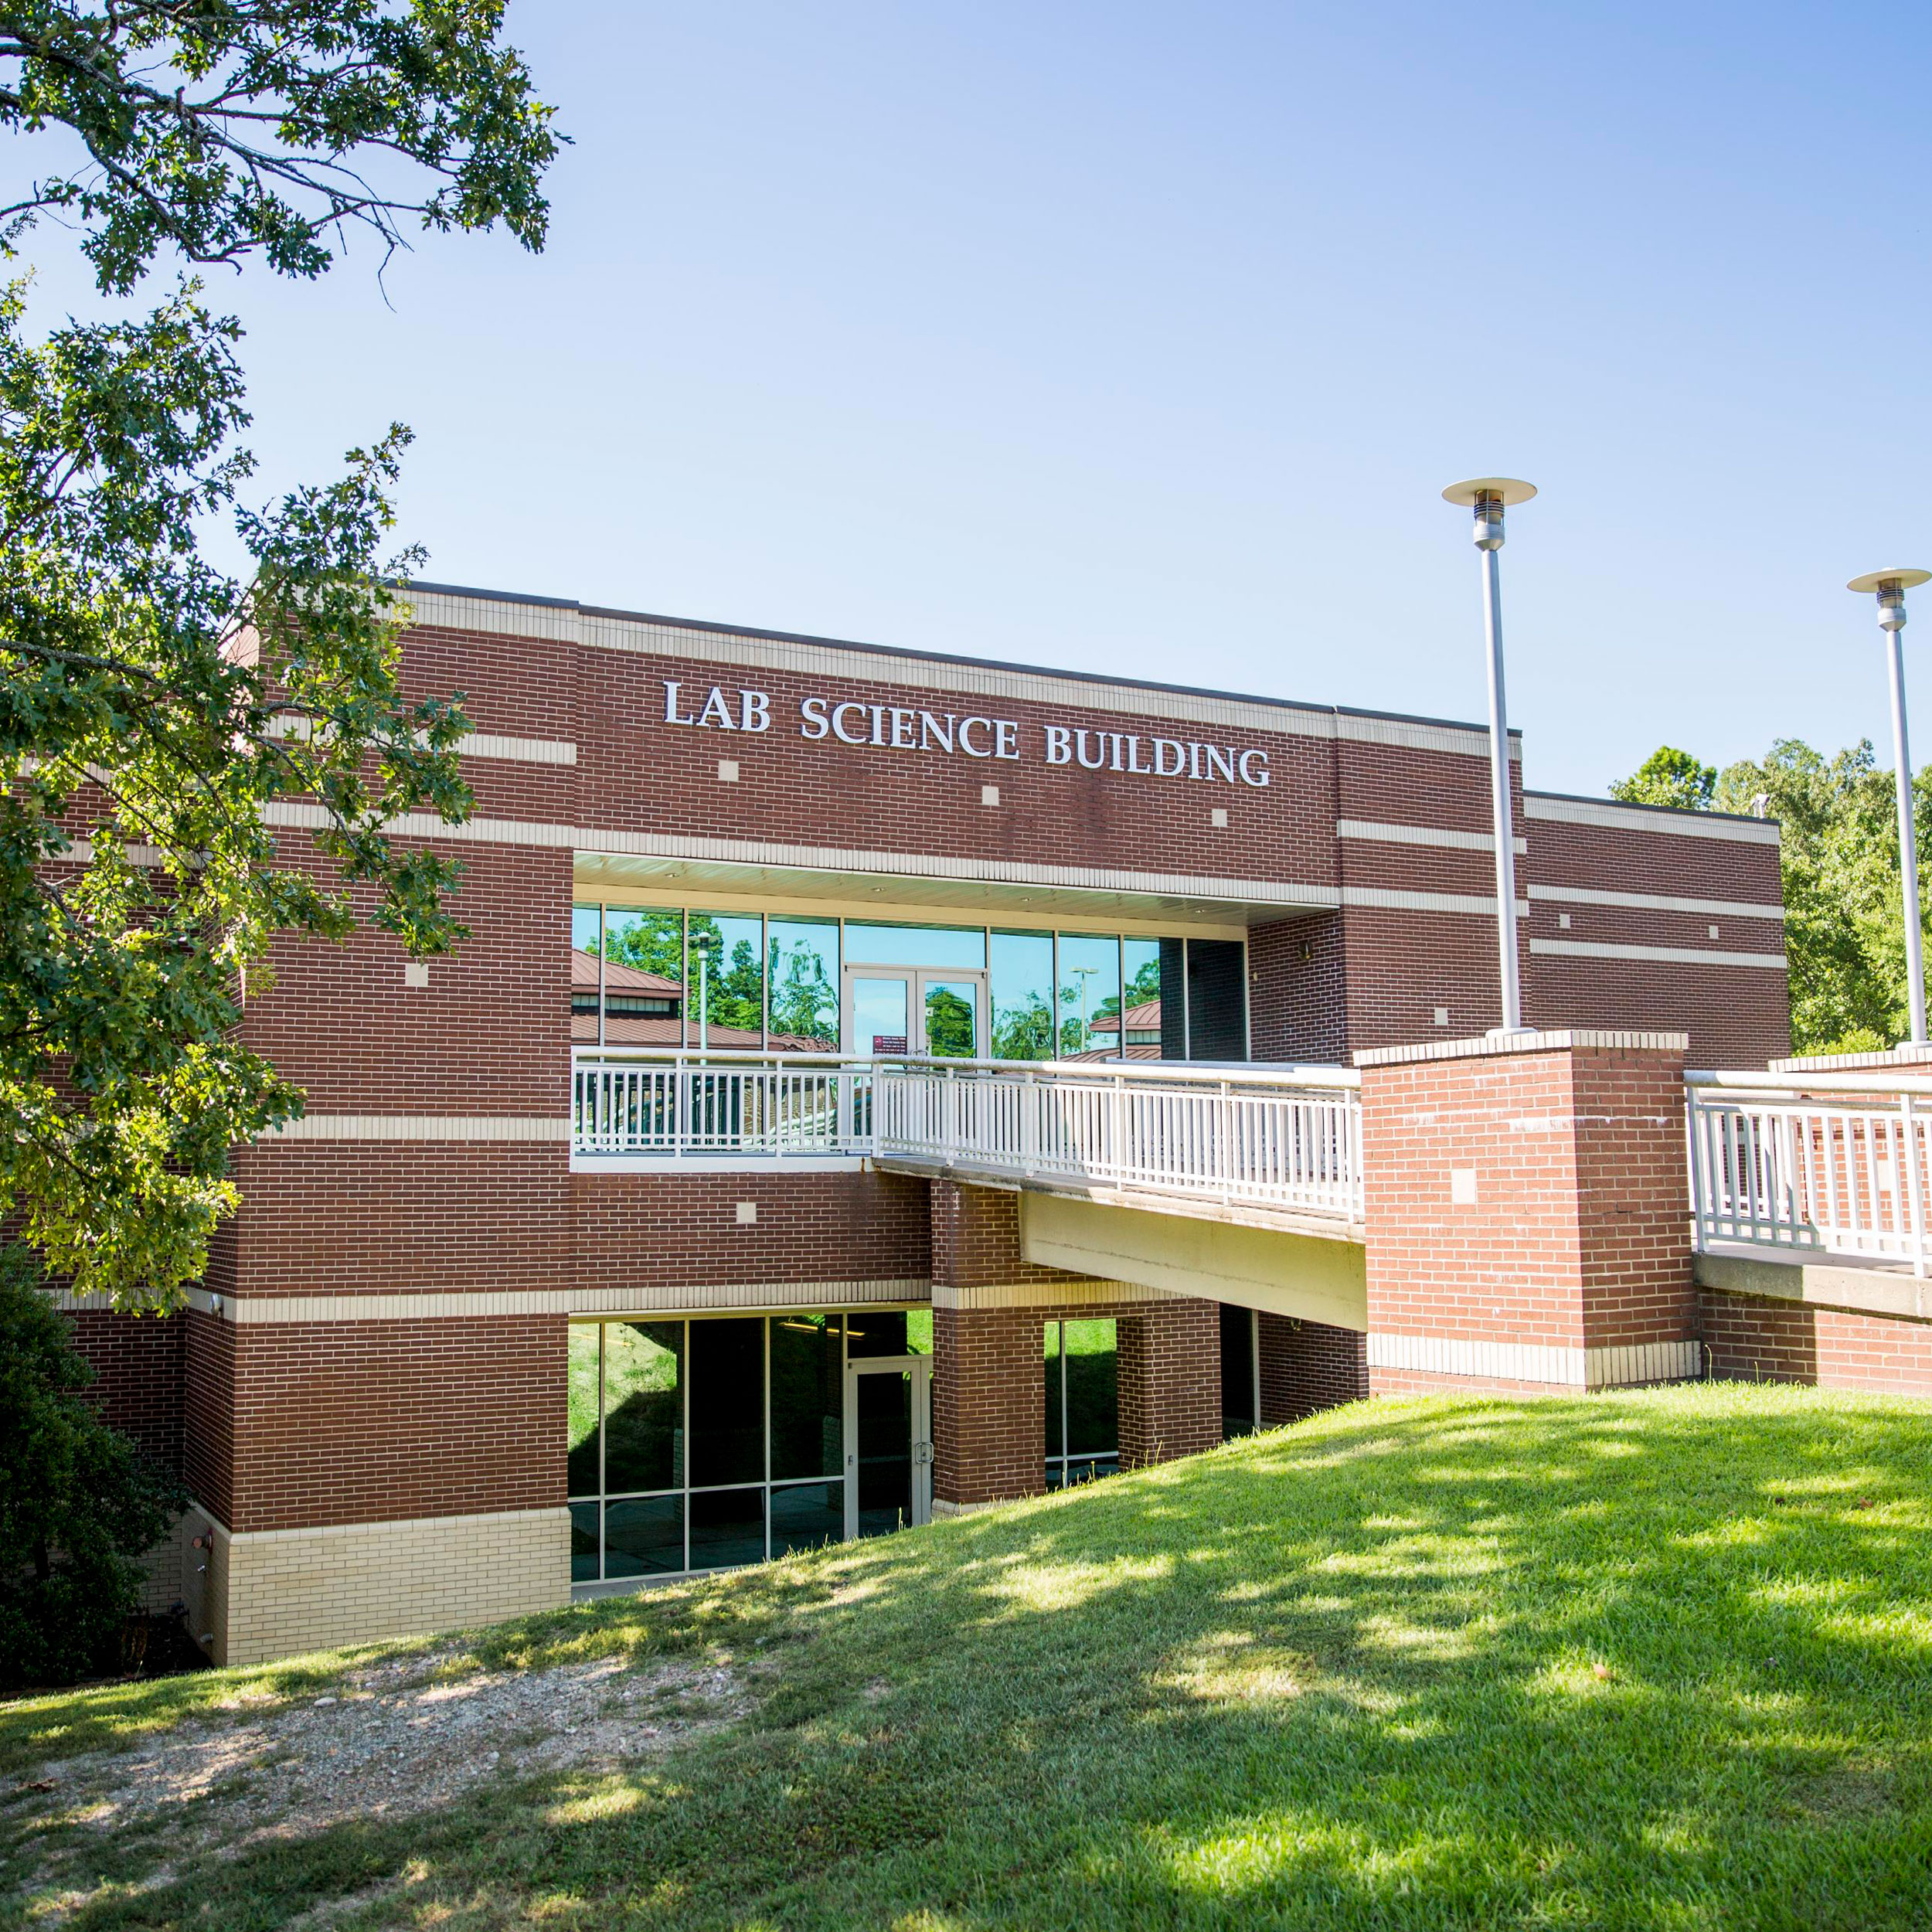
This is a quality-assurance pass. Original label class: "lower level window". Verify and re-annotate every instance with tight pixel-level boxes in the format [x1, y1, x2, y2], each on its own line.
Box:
[1045, 1317, 1118, 1488]
[567, 1309, 932, 1583]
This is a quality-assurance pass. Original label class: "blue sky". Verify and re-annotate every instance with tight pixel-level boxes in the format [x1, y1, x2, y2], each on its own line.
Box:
[19, 3, 1932, 796]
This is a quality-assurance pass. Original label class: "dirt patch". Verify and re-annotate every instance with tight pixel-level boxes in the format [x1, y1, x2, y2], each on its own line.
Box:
[4, 1640, 743, 1915]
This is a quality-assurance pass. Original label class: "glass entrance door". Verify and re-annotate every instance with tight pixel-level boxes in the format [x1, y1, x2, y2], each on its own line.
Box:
[842, 969, 987, 1057]
[842, 1355, 933, 1538]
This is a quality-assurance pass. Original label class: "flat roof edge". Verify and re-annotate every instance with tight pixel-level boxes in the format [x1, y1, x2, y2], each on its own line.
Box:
[398, 578, 1509, 743]
[1524, 787, 1779, 831]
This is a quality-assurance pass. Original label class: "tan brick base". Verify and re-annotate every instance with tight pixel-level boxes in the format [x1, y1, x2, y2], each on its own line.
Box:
[179, 1505, 570, 1666]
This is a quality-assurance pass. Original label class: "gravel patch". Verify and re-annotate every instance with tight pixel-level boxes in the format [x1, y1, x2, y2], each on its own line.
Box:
[4, 1640, 743, 1916]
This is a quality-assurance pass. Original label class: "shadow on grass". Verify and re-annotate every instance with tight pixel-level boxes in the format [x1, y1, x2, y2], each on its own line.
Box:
[9, 1383, 1932, 1930]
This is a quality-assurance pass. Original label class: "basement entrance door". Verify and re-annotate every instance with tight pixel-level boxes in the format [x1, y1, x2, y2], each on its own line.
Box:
[843, 1354, 933, 1539]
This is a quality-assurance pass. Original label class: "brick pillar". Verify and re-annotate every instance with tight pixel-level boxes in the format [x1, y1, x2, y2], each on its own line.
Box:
[1257, 1313, 1368, 1423]
[928, 1181, 1075, 1513]
[1117, 1298, 1220, 1468]
[1356, 1030, 1697, 1394]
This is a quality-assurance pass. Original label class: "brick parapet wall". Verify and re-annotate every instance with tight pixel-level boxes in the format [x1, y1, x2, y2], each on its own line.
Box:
[1358, 1034, 1696, 1389]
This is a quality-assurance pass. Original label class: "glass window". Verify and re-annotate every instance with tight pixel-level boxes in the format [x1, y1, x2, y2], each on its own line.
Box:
[989, 930, 1053, 1060]
[845, 920, 987, 970]
[600, 907, 685, 1048]
[570, 1500, 600, 1583]
[855, 1369, 913, 1536]
[688, 911, 765, 1049]
[1187, 938, 1249, 1060]
[1057, 934, 1121, 1060]
[1120, 938, 1163, 1061]
[689, 1317, 765, 1488]
[770, 1480, 843, 1556]
[923, 978, 980, 1058]
[604, 1322, 683, 1495]
[1158, 938, 1188, 1059]
[566, 1325, 601, 1498]
[767, 917, 839, 1051]
[572, 906, 602, 1046]
[605, 1495, 684, 1577]
[1046, 1317, 1118, 1488]
[690, 1486, 766, 1570]
[846, 1310, 930, 1359]
[770, 1313, 842, 1480]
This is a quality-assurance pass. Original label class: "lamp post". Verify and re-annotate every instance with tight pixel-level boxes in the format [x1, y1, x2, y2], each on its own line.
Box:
[1070, 963, 1097, 1054]
[1443, 477, 1538, 1034]
[1849, 568, 1932, 1046]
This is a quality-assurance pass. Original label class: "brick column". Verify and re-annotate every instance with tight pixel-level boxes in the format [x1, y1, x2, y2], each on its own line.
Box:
[1117, 1299, 1220, 1468]
[929, 1181, 1071, 1513]
[1355, 1030, 1697, 1394]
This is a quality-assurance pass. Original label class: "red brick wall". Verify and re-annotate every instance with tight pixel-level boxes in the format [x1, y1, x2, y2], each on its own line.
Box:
[1359, 1037, 1696, 1384]
[1117, 1300, 1220, 1467]
[68, 1311, 185, 1468]
[1249, 914, 1348, 1062]
[185, 1311, 235, 1524]
[1257, 1312, 1368, 1421]
[933, 1304, 1046, 1507]
[928, 1180, 1083, 1293]
[216, 1316, 563, 1534]
[1701, 1289, 1932, 1396]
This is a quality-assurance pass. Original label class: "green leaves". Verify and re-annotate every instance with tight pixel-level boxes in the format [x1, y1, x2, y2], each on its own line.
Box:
[1607, 745, 1717, 812]
[0, 1, 561, 293]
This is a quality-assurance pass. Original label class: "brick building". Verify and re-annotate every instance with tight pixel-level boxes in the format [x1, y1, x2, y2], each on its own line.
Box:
[70, 583, 1799, 1664]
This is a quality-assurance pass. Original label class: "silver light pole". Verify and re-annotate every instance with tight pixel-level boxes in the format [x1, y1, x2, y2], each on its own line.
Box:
[1443, 477, 1538, 1033]
[1849, 568, 1932, 1045]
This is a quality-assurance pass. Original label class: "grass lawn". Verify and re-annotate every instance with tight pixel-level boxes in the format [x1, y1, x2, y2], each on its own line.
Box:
[5, 1383, 1931, 1929]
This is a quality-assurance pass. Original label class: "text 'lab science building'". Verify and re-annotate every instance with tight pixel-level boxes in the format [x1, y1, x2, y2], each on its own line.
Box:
[81, 583, 1791, 1664]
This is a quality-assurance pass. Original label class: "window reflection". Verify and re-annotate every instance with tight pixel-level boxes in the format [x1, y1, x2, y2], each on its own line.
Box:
[989, 930, 1053, 1060]
[767, 918, 839, 1051]
[845, 921, 987, 970]
[1046, 1316, 1120, 1488]
[688, 911, 764, 1049]
[597, 908, 685, 1046]
[571, 906, 602, 1046]
[1057, 934, 1121, 1060]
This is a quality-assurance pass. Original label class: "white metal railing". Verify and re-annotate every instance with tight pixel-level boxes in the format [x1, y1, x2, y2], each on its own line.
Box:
[573, 1049, 1363, 1223]
[1686, 1069, 1932, 1275]
[572, 1050, 876, 1158]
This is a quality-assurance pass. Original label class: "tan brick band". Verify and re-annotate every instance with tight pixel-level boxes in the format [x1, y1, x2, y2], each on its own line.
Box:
[181, 1505, 570, 1667]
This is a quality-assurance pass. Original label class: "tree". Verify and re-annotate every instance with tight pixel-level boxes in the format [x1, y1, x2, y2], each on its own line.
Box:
[1714, 740, 1927, 1056]
[1609, 745, 1717, 811]
[0, 5, 559, 1311]
[0, 1243, 185, 1686]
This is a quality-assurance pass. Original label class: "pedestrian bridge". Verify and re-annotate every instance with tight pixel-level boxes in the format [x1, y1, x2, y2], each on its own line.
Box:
[571, 1049, 1369, 1326]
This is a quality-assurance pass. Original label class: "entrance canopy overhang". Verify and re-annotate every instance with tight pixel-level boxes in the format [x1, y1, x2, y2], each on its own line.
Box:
[573, 849, 1334, 938]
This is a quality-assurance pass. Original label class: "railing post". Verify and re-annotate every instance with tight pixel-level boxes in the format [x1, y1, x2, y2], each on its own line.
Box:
[1219, 1080, 1233, 1207]
[1905, 1094, 1927, 1278]
[1111, 1073, 1125, 1190]
[1685, 1087, 1707, 1252]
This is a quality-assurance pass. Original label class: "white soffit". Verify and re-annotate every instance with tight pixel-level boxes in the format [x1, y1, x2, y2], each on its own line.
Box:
[573, 849, 1328, 934]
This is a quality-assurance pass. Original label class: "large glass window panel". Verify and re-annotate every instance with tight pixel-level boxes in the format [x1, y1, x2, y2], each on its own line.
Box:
[767, 917, 840, 1051]
[604, 1321, 684, 1495]
[1063, 1319, 1118, 1455]
[571, 905, 602, 1046]
[688, 911, 765, 1049]
[845, 921, 986, 970]
[851, 974, 911, 1057]
[1057, 934, 1121, 1060]
[605, 1495, 683, 1578]
[770, 1313, 843, 1480]
[600, 908, 685, 1047]
[770, 1481, 844, 1556]
[689, 1317, 765, 1487]
[1187, 937, 1249, 1060]
[1120, 938, 1164, 1061]
[989, 930, 1053, 1060]
[689, 1486, 766, 1570]
[570, 1501, 600, 1583]
[566, 1324, 601, 1498]
[1044, 1320, 1063, 1460]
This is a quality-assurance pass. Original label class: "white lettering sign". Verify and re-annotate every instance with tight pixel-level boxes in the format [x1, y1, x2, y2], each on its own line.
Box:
[660, 683, 1268, 786]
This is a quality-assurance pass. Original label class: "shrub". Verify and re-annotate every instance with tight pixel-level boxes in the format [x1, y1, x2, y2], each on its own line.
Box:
[0, 1247, 186, 1688]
